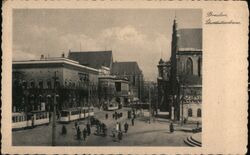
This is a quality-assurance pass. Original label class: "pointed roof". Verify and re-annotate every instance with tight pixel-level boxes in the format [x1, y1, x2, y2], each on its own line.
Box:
[177, 28, 202, 51]
[68, 50, 113, 69]
[111, 61, 142, 75]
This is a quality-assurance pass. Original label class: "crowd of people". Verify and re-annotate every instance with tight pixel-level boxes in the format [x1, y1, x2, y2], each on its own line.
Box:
[59, 107, 178, 144]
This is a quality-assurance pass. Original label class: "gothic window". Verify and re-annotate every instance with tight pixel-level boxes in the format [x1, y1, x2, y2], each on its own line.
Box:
[197, 108, 201, 117]
[188, 108, 193, 117]
[198, 58, 202, 76]
[186, 58, 193, 75]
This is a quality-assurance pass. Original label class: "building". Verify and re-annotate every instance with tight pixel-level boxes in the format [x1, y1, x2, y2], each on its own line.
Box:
[143, 81, 158, 109]
[68, 50, 113, 70]
[111, 61, 144, 103]
[12, 55, 99, 112]
[157, 18, 202, 122]
[68, 50, 130, 106]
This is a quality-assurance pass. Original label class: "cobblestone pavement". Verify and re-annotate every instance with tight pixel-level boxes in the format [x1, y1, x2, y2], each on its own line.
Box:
[12, 107, 199, 146]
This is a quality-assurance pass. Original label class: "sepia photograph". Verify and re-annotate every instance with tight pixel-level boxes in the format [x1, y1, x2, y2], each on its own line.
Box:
[11, 9, 202, 147]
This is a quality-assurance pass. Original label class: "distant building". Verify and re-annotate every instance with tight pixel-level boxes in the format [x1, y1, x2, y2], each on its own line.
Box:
[157, 18, 202, 122]
[68, 50, 131, 106]
[68, 50, 113, 70]
[143, 81, 158, 109]
[12, 55, 99, 112]
[111, 61, 144, 102]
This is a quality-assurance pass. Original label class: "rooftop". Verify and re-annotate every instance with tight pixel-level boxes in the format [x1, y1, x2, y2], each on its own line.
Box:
[111, 61, 143, 75]
[68, 50, 113, 69]
[177, 28, 202, 51]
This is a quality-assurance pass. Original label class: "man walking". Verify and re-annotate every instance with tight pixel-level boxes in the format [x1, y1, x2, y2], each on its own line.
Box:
[131, 118, 135, 126]
[124, 122, 129, 135]
[118, 131, 123, 143]
[105, 113, 108, 119]
[170, 122, 174, 133]
[82, 128, 87, 141]
[77, 126, 81, 140]
[87, 123, 91, 136]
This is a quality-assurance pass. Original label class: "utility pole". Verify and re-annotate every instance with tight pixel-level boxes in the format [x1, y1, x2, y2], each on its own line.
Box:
[52, 71, 58, 146]
[148, 85, 151, 124]
[88, 79, 90, 124]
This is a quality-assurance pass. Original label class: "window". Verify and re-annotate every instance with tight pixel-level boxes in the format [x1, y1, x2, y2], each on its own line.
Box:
[22, 81, 27, 89]
[197, 109, 201, 117]
[188, 108, 193, 117]
[39, 81, 43, 89]
[186, 58, 193, 75]
[47, 80, 52, 89]
[198, 58, 202, 76]
[30, 80, 35, 88]
[54, 81, 60, 89]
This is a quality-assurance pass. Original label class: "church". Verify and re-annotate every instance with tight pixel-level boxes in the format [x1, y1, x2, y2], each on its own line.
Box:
[157, 18, 202, 123]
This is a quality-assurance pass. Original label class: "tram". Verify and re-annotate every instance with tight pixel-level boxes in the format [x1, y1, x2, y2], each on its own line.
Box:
[104, 102, 119, 111]
[12, 111, 50, 130]
[59, 106, 94, 123]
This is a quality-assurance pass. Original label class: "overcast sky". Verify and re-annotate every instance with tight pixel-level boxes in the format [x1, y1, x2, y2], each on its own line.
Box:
[13, 9, 202, 81]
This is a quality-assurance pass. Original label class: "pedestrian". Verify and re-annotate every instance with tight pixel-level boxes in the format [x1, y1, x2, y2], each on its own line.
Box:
[118, 131, 123, 142]
[75, 121, 78, 130]
[105, 113, 108, 119]
[87, 123, 91, 136]
[131, 118, 134, 126]
[62, 125, 67, 135]
[102, 123, 107, 136]
[124, 122, 129, 134]
[170, 122, 174, 133]
[82, 128, 87, 141]
[112, 128, 116, 138]
[116, 122, 119, 132]
[77, 126, 81, 140]
[112, 113, 115, 119]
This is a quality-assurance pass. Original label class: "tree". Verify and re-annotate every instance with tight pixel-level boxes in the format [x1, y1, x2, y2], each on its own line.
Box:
[12, 71, 26, 112]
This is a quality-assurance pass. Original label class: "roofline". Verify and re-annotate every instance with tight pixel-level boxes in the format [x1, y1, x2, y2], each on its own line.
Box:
[69, 50, 112, 53]
[13, 58, 99, 72]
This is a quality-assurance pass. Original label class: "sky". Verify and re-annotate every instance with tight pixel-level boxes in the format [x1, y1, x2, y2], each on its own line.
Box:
[13, 9, 202, 81]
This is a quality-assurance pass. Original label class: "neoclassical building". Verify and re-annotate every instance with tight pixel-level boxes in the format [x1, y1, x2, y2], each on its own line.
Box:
[157, 18, 202, 122]
[12, 55, 99, 112]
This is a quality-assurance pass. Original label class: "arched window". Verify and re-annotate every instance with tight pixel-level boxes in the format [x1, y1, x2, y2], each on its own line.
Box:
[186, 58, 193, 75]
[22, 81, 27, 89]
[188, 108, 193, 117]
[30, 80, 35, 88]
[47, 80, 52, 89]
[39, 80, 43, 89]
[198, 58, 202, 76]
[197, 108, 201, 117]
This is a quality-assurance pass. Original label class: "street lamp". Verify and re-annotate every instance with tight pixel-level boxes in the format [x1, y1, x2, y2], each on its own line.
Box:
[51, 71, 59, 146]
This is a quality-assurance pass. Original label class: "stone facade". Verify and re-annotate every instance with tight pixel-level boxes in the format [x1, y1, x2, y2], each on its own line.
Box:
[12, 57, 99, 112]
[157, 18, 202, 122]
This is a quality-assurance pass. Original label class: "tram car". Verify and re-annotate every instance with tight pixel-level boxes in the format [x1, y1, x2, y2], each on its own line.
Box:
[59, 106, 94, 123]
[104, 102, 119, 111]
[12, 111, 50, 130]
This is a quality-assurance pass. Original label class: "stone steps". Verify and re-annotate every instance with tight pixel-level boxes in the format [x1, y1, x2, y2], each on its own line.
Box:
[184, 135, 201, 147]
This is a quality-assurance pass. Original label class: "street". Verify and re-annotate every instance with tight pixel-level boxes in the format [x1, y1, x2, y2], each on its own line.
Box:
[12, 107, 198, 146]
